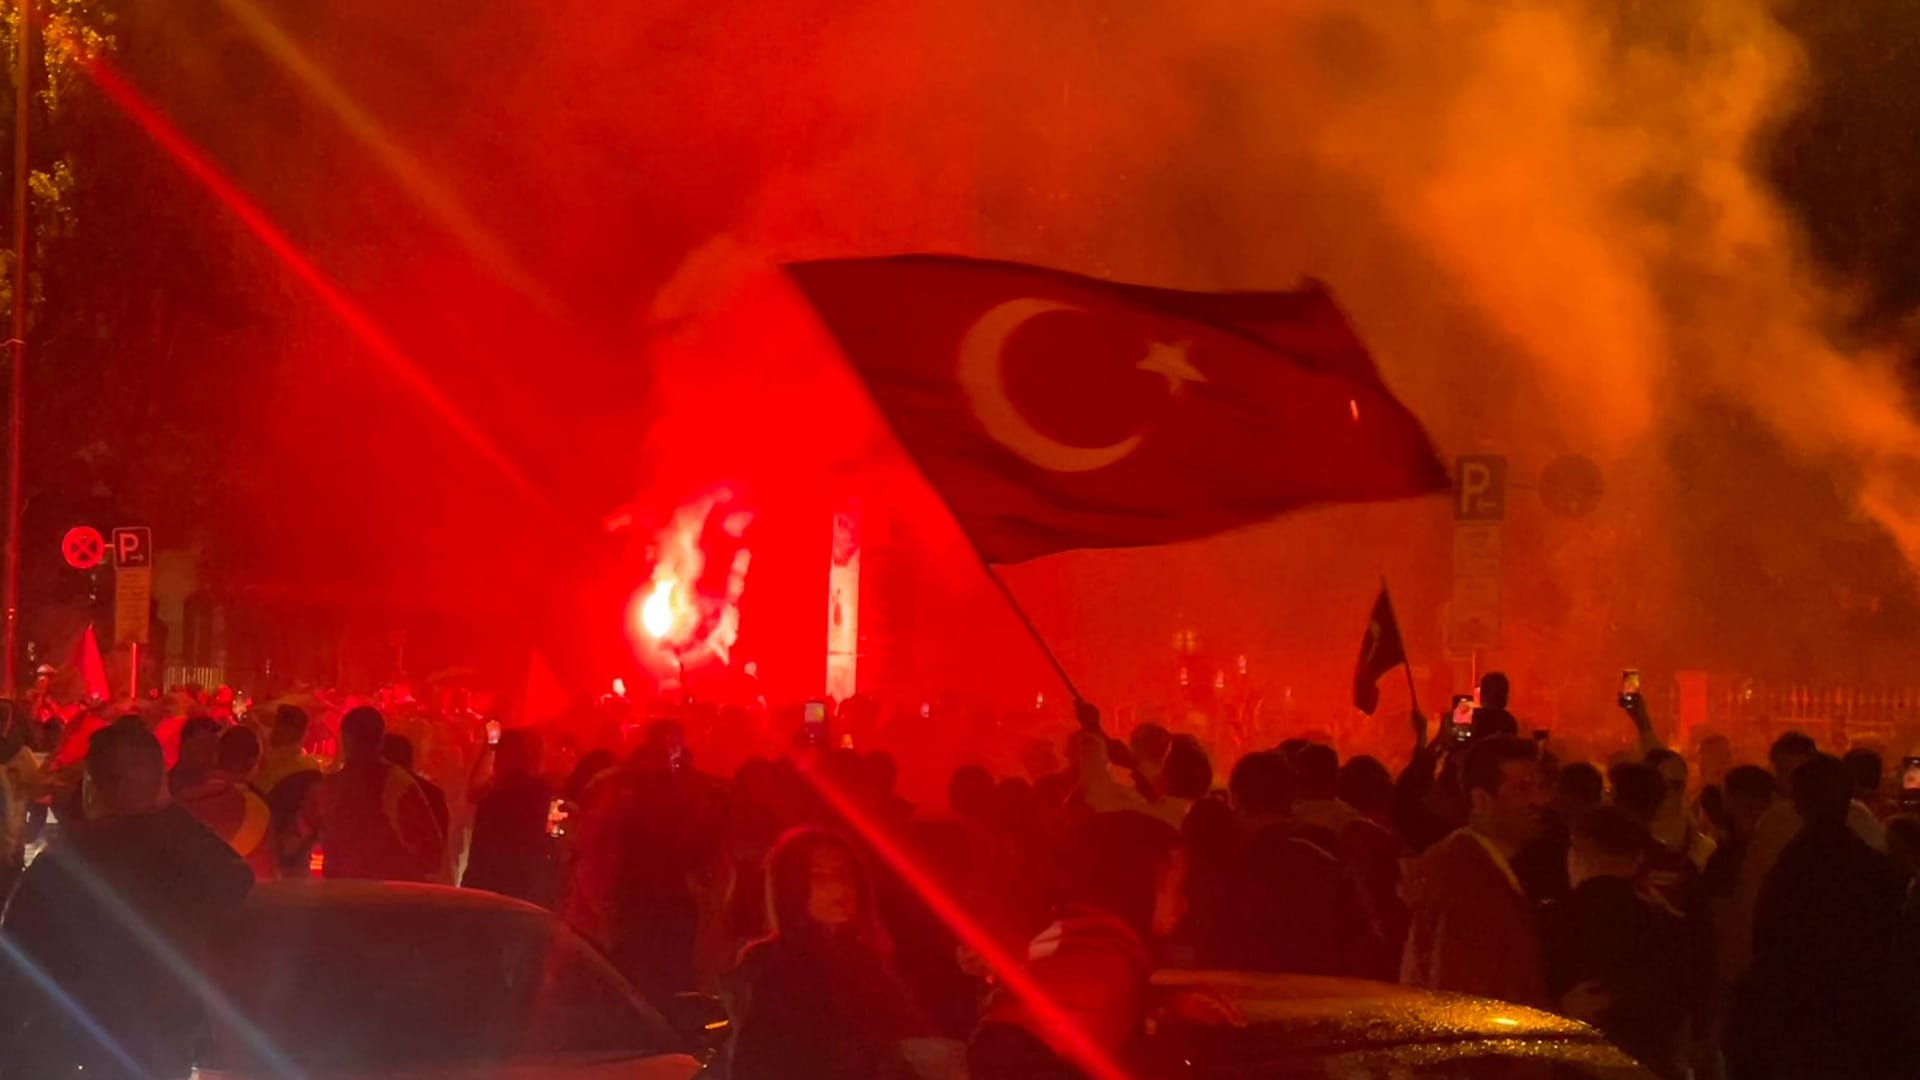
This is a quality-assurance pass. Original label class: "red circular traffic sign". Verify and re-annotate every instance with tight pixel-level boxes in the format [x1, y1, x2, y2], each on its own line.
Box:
[61, 526, 105, 570]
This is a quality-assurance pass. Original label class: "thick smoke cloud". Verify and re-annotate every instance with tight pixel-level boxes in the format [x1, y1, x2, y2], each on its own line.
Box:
[238, 0, 1920, 716]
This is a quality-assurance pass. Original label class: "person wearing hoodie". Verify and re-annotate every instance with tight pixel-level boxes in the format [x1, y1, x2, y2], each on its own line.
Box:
[1401, 735, 1550, 1006]
[970, 810, 1186, 1080]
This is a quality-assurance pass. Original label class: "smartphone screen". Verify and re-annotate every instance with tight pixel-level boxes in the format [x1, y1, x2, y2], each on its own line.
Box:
[1618, 668, 1643, 710]
[485, 718, 502, 747]
[1901, 757, 1920, 803]
[1450, 694, 1476, 741]
[803, 700, 828, 745]
[546, 798, 570, 838]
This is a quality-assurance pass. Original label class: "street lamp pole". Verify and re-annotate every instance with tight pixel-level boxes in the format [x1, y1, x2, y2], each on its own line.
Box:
[3, 0, 29, 696]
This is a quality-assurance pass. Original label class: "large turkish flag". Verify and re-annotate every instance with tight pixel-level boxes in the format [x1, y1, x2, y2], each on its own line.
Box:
[787, 255, 1449, 563]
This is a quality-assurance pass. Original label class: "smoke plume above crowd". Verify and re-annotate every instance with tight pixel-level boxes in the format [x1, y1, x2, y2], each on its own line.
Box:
[180, 0, 1920, 713]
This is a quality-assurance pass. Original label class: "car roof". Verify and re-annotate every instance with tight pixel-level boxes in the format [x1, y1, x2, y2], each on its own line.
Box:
[245, 879, 552, 918]
[1152, 970, 1599, 1048]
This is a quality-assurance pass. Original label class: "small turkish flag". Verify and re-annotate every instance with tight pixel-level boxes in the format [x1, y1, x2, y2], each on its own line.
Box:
[787, 255, 1449, 563]
[1352, 584, 1409, 716]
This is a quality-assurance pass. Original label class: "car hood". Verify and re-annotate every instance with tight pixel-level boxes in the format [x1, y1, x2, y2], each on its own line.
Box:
[193, 1051, 704, 1080]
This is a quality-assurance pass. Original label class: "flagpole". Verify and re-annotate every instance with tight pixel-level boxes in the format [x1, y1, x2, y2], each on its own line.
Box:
[978, 558, 1085, 704]
[1401, 655, 1421, 717]
[1382, 577, 1421, 718]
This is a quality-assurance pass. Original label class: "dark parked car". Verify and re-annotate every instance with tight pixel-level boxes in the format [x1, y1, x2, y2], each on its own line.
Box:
[1142, 970, 1656, 1079]
[195, 881, 713, 1080]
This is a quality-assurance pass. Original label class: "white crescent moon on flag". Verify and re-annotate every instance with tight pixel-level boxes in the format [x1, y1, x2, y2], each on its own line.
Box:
[956, 298, 1144, 474]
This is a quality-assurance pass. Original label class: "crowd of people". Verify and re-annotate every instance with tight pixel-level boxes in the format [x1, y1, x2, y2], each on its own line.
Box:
[0, 670, 1916, 1078]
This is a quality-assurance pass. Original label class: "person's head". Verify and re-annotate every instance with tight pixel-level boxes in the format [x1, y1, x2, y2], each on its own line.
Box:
[84, 721, 167, 819]
[1061, 811, 1186, 939]
[1129, 723, 1173, 781]
[1607, 762, 1666, 827]
[216, 725, 262, 776]
[496, 729, 540, 777]
[381, 732, 416, 771]
[644, 719, 685, 754]
[1180, 795, 1242, 869]
[1228, 750, 1293, 822]
[1645, 747, 1688, 809]
[864, 750, 898, 796]
[1293, 743, 1340, 801]
[1162, 735, 1213, 801]
[178, 716, 222, 772]
[1722, 764, 1776, 837]
[1768, 731, 1818, 792]
[1556, 761, 1606, 816]
[340, 706, 386, 763]
[1338, 755, 1394, 818]
[1697, 785, 1730, 839]
[1843, 747, 1885, 801]
[1885, 816, 1920, 885]
[1478, 671, 1511, 711]
[271, 704, 310, 749]
[821, 748, 871, 804]
[1020, 736, 1062, 781]
[948, 764, 995, 821]
[566, 749, 617, 803]
[991, 777, 1041, 833]
[1462, 736, 1546, 850]
[1568, 805, 1650, 888]
[764, 827, 879, 945]
[1697, 734, 1734, 787]
[1791, 753, 1852, 829]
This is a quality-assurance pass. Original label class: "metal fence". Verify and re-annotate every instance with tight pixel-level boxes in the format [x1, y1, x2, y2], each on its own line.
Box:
[161, 664, 226, 692]
[1710, 678, 1920, 752]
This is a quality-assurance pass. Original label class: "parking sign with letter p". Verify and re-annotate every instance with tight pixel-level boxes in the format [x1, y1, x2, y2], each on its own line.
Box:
[1453, 456, 1508, 522]
[112, 527, 152, 568]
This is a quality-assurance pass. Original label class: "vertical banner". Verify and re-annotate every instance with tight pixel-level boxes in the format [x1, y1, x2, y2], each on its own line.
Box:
[825, 506, 861, 701]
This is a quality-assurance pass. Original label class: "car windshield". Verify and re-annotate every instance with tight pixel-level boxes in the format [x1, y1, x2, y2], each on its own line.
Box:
[206, 903, 674, 1070]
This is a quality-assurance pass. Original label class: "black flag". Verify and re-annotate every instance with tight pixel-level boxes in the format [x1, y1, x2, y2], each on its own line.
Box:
[1352, 584, 1408, 716]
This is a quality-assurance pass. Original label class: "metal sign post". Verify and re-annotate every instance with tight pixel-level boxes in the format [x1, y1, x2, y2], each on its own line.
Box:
[1449, 456, 1507, 666]
[112, 526, 152, 698]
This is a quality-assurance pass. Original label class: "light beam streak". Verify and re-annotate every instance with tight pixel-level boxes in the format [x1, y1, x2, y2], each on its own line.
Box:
[206, 0, 562, 315]
[801, 765, 1134, 1080]
[0, 932, 144, 1075]
[45, 852, 308, 1079]
[68, 48, 553, 517]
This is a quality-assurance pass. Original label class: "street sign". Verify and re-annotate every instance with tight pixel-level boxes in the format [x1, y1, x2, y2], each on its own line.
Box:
[112, 526, 153, 646]
[61, 526, 105, 570]
[1451, 524, 1503, 579]
[1449, 515, 1504, 655]
[1539, 453, 1603, 518]
[1453, 455, 1508, 522]
[1446, 580, 1502, 654]
[112, 526, 152, 568]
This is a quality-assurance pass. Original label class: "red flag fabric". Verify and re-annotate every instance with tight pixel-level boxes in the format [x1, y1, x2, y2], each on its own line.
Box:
[787, 256, 1448, 563]
[73, 624, 110, 703]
